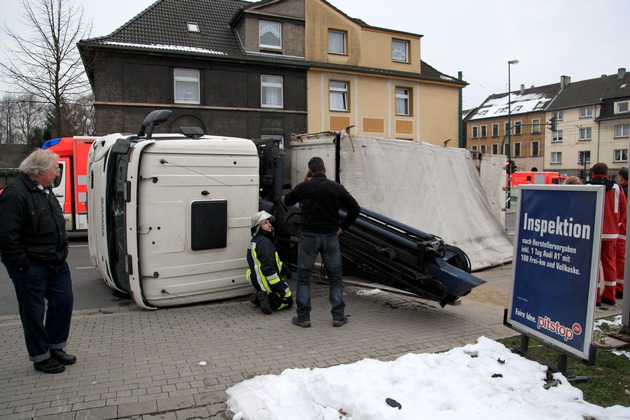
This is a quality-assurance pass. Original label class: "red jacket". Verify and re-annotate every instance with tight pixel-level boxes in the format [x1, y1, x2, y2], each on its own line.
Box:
[591, 175, 627, 241]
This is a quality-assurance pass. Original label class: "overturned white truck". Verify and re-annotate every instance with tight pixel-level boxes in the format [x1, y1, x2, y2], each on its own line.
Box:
[87, 110, 487, 309]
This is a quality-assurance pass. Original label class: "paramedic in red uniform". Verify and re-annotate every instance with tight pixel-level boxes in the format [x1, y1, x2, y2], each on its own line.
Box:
[616, 167, 628, 299]
[590, 163, 627, 305]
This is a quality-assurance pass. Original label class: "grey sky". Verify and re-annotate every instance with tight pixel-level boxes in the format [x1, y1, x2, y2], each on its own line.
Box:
[1, 0, 628, 110]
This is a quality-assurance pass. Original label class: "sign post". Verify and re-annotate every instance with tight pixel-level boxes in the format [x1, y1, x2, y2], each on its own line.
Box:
[505, 184, 603, 364]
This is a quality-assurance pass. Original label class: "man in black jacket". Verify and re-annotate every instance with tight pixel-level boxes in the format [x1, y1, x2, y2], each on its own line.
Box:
[284, 156, 360, 328]
[0, 149, 76, 373]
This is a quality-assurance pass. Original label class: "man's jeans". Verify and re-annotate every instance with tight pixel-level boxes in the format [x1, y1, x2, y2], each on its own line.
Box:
[5, 261, 73, 362]
[296, 232, 345, 320]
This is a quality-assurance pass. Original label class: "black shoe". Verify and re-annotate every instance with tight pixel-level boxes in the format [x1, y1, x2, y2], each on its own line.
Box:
[257, 291, 272, 315]
[292, 316, 311, 328]
[34, 358, 65, 374]
[333, 316, 348, 327]
[617, 291, 624, 300]
[596, 301, 602, 307]
[50, 349, 77, 365]
[250, 293, 259, 305]
[601, 298, 616, 306]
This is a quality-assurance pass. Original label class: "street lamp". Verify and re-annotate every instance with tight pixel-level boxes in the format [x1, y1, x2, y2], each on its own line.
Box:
[507, 59, 519, 209]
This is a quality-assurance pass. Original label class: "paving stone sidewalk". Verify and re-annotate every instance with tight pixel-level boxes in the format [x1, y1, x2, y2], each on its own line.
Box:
[0, 263, 621, 420]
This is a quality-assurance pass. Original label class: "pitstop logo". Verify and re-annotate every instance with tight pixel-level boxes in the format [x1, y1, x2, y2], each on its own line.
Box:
[537, 316, 582, 341]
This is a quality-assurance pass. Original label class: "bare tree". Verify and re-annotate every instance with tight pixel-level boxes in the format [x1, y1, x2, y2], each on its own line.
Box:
[1, 0, 92, 137]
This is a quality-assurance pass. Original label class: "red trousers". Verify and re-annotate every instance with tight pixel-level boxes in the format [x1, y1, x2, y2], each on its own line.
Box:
[616, 238, 625, 296]
[599, 240, 617, 302]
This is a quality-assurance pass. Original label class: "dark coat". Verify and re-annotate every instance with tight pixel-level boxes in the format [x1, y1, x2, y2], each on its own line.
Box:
[0, 173, 68, 269]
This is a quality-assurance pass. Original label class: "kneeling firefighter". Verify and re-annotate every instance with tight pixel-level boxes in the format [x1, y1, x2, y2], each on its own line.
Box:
[246, 211, 293, 314]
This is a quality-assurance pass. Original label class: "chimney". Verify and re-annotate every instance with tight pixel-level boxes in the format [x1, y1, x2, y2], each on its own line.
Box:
[560, 75, 571, 89]
[619, 68, 627, 79]
[520, 84, 525, 94]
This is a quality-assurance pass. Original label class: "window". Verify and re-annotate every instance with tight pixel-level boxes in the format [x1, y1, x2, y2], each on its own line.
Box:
[502, 144, 510, 156]
[615, 123, 629, 138]
[492, 144, 498, 154]
[174, 68, 200, 104]
[471, 145, 478, 152]
[531, 141, 539, 157]
[579, 150, 591, 165]
[187, 22, 199, 32]
[392, 39, 409, 63]
[512, 105, 522, 112]
[261, 75, 283, 108]
[579, 127, 592, 141]
[497, 107, 508, 114]
[480, 144, 486, 153]
[553, 111, 564, 121]
[616, 101, 629, 114]
[480, 125, 487, 138]
[514, 121, 522, 135]
[579, 107, 592, 118]
[471, 126, 478, 139]
[260, 20, 281, 49]
[551, 152, 562, 164]
[329, 81, 348, 111]
[492, 124, 499, 137]
[614, 149, 628, 162]
[328, 30, 346, 55]
[504, 122, 510, 134]
[552, 130, 563, 142]
[513, 142, 521, 157]
[532, 119, 541, 134]
[395, 88, 411, 115]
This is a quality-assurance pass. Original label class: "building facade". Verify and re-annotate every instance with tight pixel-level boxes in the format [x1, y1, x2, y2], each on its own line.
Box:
[78, 0, 465, 147]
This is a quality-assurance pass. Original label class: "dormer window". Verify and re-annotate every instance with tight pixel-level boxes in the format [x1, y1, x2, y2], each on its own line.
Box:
[392, 39, 409, 63]
[187, 22, 199, 32]
[260, 20, 281, 50]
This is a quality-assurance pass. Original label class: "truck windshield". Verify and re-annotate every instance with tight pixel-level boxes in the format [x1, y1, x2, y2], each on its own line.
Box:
[105, 149, 132, 293]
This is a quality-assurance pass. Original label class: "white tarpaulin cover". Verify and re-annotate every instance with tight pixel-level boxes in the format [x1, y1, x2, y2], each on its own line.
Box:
[290, 133, 513, 271]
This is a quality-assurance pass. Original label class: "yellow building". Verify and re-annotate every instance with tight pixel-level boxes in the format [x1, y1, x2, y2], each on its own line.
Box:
[304, 0, 464, 144]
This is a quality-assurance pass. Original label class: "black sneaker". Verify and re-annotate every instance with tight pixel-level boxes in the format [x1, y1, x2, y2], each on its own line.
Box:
[50, 349, 76, 365]
[34, 358, 65, 374]
[601, 298, 616, 306]
[257, 291, 272, 315]
[292, 316, 311, 328]
[333, 316, 348, 327]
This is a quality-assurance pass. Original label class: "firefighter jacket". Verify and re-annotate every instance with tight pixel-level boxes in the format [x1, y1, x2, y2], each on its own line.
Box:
[246, 231, 291, 299]
[590, 175, 627, 241]
[0, 173, 68, 269]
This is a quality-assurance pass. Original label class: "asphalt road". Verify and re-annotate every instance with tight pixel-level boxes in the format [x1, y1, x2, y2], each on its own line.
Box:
[0, 234, 132, 316]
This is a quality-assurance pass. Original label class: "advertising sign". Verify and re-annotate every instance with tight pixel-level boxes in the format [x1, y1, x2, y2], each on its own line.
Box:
[507, 184, 603, 361]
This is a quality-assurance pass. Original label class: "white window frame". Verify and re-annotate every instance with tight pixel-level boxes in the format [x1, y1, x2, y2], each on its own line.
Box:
[329, 81, 348, 111]
[480, 144, 487, 153]
[492, 144, 498, 154]
[392, 39, 409, 63]
[553, 111, 564, 121]
[551, 151, 562, 164]
[514, 121, 522, 135]
[579, 127, 592, 141]
[174, 68, 200, 104]
[579, 107, 593, 118]
[616, 101, 629, 114]
[395, 87, 411, 116]
[471, 145, 478, 152]
[261, 74, 283, 108]
[552, 130, 563, 142]
[328, 30, 346, 55]
[471, 126, 478, 139]
[187, 22, 199, 32]
[480, 125, 487, 138]
[513, 142, 521, 157]
[614, 149, 628, 162]
[259, 20, 282, 50]
[532, 119, 541, 134]
[615, 123, 629, 138]
[492, 123, 499, 137]
[579, 150, 591, 164]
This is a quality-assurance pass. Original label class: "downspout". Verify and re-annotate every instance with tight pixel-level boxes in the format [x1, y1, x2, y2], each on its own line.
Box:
[458, 71, 464, 148]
